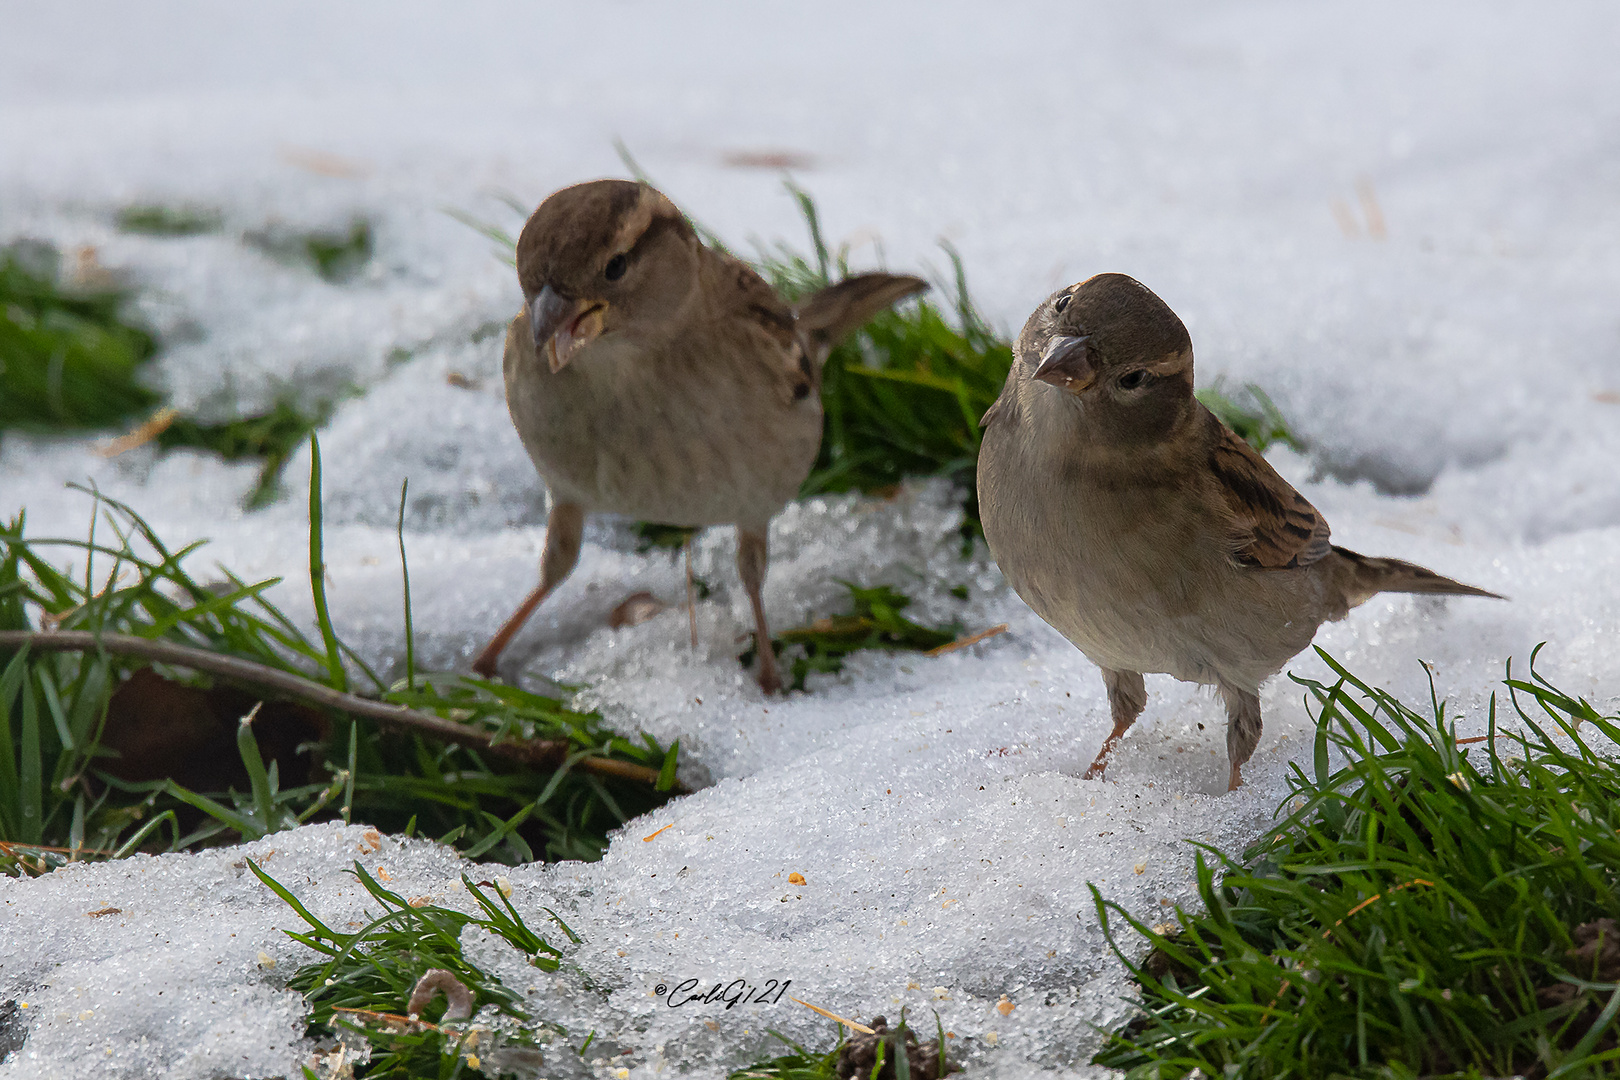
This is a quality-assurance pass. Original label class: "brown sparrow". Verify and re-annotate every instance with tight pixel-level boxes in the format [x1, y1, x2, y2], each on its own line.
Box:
[472, 179, 928, 692]
[976, 273, 1501, 790]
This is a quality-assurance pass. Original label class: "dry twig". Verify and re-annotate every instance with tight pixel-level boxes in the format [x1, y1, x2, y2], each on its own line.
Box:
[0, 630, 675, 789]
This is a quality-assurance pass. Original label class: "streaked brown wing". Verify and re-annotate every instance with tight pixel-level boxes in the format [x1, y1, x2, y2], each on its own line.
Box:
[711, 249, 797, 344]
[1206, 412, 1331, 570]
[684, 248, 813, 399]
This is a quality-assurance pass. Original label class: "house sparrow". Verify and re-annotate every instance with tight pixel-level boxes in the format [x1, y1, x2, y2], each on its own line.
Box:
[976, 273, 1501, 790]
[472, 179, 927, 692]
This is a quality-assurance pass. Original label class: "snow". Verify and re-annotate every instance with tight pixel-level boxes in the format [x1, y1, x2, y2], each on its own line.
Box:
[3, 1, 1620, 1076]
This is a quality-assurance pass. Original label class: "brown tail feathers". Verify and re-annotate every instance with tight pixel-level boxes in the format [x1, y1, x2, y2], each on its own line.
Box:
[795, 273, 928, 350]
[1332, 545, 1505, 609]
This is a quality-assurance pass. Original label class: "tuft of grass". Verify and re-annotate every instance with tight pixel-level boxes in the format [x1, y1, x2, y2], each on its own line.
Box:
[1092, 647, 1620, 1079]
[733, 1012, 958, 1079]
[305, 221, 374, 282]
[244, 219, 374, 283]
[1197, 377, 1304, 454]
[249, 854, 560, 1075]
[749, 183, 1011, 545]
[116, 204, 223, 237]
[0, 454, 678, 873]
[155, 398, 330, 508]
[0, 238, 329, 505]
[731, 1029, 844, 1080]
[0, 241, 159, 439]
[253, 859, 564, 1078]
[746, 582, 961, 693]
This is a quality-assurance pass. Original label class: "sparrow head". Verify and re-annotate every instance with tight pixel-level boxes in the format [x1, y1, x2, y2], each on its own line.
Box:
[515, 180, 699, 372]
[1018, 273, 1195, 443]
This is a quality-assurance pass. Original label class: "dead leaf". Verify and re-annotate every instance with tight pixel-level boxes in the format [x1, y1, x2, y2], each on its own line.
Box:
[278, 145, 370, 178]
[100, 668, 326, 799]
[721, 149, 817, 171]
[98, 407, 179, 457]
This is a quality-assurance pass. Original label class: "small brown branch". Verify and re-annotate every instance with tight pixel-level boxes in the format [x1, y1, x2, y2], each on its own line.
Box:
[97, 406, 179, 457]
[0, 840, 117, 859]
[0, 631, 675, 789]
[329, 1005, 449, 1034]
[925, 623, 1009, 657]
[789, 996, 876, 1035]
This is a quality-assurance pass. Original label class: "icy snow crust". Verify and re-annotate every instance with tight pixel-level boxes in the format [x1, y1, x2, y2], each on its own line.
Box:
[3, 2, 1619, 1076]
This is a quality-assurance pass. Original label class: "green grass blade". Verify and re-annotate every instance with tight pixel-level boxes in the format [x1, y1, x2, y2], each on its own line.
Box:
[163, 780, 262, 839]
[462, 802, 535, 859]
[35, 666, 74, 752]
[306, 433, 347, 692]
[656, 739, 680, 792]
[0, 643, 28, 836]
[397, 478, 415, 693]
[235, 706, 278, 833]
[17, 673, 43, 844]
[112, 809, 179, 857]
[343, 720, 357, 826]
[245, 857, 339, 938]
[1550, 984, 1620, 1076]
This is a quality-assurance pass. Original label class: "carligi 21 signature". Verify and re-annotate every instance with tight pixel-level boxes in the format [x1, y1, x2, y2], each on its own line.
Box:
[654, 978, 792, 1009]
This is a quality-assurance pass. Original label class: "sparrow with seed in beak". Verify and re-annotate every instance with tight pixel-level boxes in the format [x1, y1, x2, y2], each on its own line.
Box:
[976, 273, 1500, 790]
[473, 179, 927, 692]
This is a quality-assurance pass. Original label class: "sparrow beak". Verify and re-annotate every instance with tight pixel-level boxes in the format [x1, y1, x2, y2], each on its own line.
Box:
[1033, 335, 1096, 392]
[529, 286, 608, 374]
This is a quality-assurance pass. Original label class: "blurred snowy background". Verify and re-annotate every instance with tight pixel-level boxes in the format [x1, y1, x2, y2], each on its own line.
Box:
[2, 2, 1618, 1077]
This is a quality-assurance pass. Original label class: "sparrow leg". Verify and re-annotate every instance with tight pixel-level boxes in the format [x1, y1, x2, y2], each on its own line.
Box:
[1083, 668, 1146, 779]
[471, 502, 585, 678]
[1219, 683, 1263, 792]
[735, 525, 782, 695]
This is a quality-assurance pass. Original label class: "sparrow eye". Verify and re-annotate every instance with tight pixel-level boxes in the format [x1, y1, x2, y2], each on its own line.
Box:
[1053, 294, 1071, 313]
[604, 254, 628, 281]
[1118, 370, 1151, 390]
